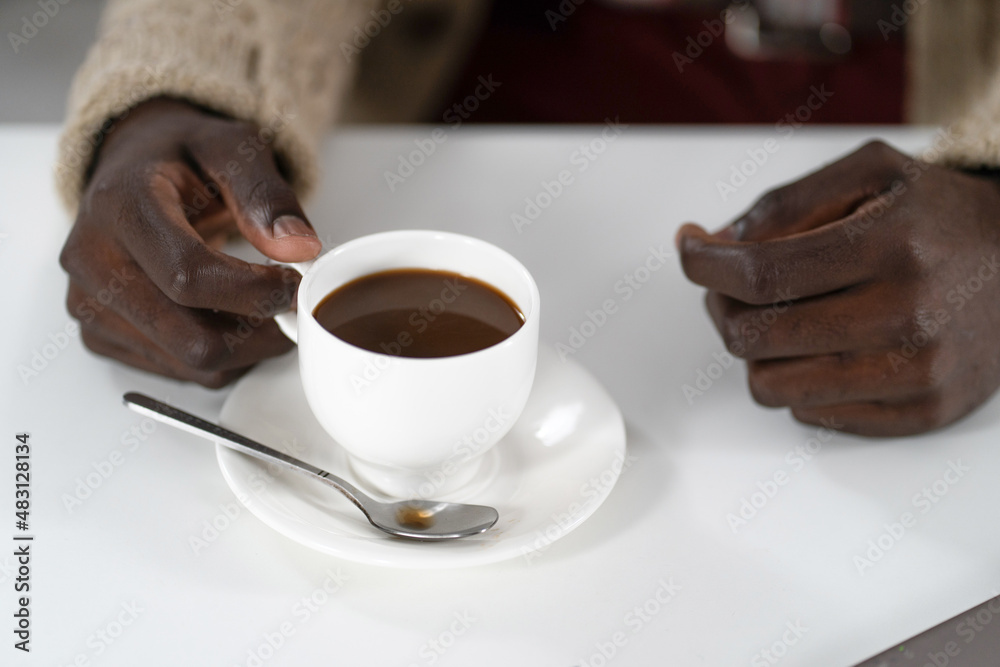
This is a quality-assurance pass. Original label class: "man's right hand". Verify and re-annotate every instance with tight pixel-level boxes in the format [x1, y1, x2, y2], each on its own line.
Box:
[60, 97, 322, 387]
[677, 141, 1000, 436]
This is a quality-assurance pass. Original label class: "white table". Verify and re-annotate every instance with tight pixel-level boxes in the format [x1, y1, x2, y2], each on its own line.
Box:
[2, 125, 998, 667]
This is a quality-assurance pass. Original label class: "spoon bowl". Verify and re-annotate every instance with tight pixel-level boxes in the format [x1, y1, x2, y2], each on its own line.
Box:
[372, 500, 500, 540]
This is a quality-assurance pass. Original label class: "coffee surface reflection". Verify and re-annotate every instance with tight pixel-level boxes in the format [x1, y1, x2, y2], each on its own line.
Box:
[313, 268, 525, 358]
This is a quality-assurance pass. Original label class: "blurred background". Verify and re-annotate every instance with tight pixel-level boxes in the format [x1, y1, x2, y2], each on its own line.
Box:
[1, 0, 908, 126]
[0, 0, 104, 122]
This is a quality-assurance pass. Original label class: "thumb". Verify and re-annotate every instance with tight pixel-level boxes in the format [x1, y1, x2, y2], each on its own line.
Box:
[674, 222, 734, 252]
[198, 146, 322, 262]
[675, 222, 743, 287]
[264, 213, 323, 263]
[675, 222, 707, 252]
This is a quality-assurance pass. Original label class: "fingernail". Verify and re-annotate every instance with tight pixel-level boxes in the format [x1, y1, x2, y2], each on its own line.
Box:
[675, 223, 701, 250]
[272, 215, 315, 239]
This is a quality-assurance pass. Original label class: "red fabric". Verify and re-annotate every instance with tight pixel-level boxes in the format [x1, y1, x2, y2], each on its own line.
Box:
[441, 2, 906, 124]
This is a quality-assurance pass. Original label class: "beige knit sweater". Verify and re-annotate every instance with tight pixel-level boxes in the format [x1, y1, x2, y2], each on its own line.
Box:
[55, 0, 1000, 212]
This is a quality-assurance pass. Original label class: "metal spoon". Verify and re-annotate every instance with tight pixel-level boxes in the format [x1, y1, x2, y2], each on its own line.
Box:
[122, 392, 499, 540]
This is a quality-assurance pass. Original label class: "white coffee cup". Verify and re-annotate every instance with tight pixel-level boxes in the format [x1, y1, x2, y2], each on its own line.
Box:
[274, 230, 539, 498]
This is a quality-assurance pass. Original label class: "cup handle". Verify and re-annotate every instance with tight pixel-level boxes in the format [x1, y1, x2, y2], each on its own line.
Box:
[271, 260, 315, 344]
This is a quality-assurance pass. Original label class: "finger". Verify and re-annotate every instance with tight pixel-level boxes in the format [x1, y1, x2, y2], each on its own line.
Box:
[705, 284, 905, 360]
[79, 324, 248, 389]
[106, 168, 302, 315]
[677, 209, 893, 304]
[790, 397, 953, 437]
[715, 140, 909, 242]
[190, 131, 322, 262]
[67, 277, 295, 373]
[746, 348, 953, 409]
[679, 169, 919, 305]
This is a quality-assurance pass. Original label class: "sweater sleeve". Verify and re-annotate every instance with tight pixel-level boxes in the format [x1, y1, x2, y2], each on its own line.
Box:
[55, 0, 375, 213]
[909, 0, 1000, 168]
[925, 81, 1000, 170]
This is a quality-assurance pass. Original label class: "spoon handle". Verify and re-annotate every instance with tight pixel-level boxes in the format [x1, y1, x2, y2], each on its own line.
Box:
[121, 392, 372, 514]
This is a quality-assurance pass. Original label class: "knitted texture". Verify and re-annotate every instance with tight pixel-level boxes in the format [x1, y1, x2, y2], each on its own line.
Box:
[909, 0, 1000, 168]
[55, 0, 373, 212]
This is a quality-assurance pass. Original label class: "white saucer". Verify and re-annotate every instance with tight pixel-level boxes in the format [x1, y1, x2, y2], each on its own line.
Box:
[217, 345, 627, 569]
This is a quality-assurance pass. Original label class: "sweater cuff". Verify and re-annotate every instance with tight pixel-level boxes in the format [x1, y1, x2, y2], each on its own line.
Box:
[924, 80, 1000, 170]
[55, 0, 348, 213]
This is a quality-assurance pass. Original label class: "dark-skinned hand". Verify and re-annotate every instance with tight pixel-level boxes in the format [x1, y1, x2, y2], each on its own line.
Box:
[59, 97, 322, 388]
[678, 141, 1000, 437]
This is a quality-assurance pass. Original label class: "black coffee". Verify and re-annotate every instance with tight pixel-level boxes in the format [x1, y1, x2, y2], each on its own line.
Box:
[313, 268, 524, 358]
